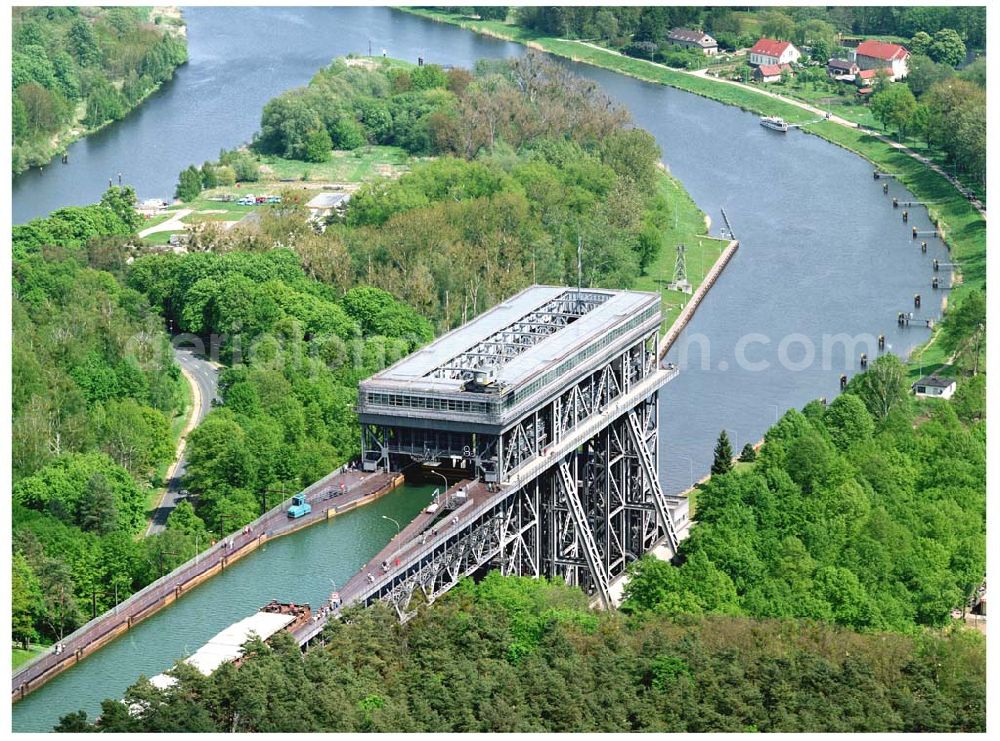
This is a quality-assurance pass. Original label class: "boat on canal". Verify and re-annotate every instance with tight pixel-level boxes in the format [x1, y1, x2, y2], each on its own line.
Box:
[147, 601, 311, 690]
[760, 115, 789, 132]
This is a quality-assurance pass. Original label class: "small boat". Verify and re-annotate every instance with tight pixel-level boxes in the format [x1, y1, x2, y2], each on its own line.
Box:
[760, 115, 789, 132]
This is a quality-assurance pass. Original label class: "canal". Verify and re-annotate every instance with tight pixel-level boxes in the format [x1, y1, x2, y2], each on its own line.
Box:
[11, 6, 948, 730]
[12, 484, 436, 731]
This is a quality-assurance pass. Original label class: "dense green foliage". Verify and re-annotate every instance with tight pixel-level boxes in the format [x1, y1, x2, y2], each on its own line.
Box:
[11, 196, 195, 644]
[12, 6, 187, 173]
[484, 6, 985, 187]
[12, 186, 139, 260]
[67, 573, 984, 732]
[510, 6, 984, 53]
[235, 56, 674, 326]
[624, 356, 986, 633]
[126, 249, 433, 532]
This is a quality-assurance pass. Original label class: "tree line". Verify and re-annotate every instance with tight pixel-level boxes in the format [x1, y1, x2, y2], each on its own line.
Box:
[509, 6, 984, 54]
[12, 6, 187, 174]
[869, 52, 985, 186]
[180, 55, 674, 329]
[60, 572, 984, 732]
[624, 354, 985, 633]
[12, 187, 192, 646]
[126, 249, 433, 533]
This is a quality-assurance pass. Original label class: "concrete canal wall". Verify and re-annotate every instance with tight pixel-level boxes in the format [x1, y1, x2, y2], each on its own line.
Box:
[11, 468, 404, 703]
[660, 238, 740, 359]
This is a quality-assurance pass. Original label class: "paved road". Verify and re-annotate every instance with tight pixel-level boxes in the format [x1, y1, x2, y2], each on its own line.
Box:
[146, 347, 221, 535]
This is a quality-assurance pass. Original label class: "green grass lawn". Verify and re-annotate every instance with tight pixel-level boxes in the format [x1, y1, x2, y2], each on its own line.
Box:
[183, 197, 257, 215]
[142, 229, 181, 246]
[12, 644, 48, 669]
[256, 146, 411, 184]
[138, 211, 176, 230]
[634, 172, 731, 333]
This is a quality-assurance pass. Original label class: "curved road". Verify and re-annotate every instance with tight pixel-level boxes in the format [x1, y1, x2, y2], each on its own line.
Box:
[146, 347, 220, 535]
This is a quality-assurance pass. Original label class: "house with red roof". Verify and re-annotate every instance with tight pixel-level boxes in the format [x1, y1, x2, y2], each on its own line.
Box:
[855, 39, 909, 80]
[855, 67, 894, 87]
[753, 63, 793, 84]
[748, 38, 801, 67]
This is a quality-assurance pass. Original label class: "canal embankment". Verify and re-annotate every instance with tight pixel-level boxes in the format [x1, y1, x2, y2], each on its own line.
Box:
[397, 8, 985, 370]
[659, 238, 740, 360]
[12, 466, 404, 703]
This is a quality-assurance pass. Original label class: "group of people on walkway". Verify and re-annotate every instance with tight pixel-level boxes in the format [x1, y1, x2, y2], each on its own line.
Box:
[51, 642, 67, 656]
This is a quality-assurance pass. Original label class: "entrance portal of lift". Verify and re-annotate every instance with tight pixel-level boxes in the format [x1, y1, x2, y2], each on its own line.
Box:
[316, 286, 689, 629]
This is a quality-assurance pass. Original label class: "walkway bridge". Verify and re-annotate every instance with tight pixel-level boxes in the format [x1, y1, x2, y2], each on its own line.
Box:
[297, 285, 688, 639]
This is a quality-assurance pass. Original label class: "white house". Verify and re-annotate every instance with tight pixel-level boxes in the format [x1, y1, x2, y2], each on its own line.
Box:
[753, 63, 792, 83]
[912, 374, 957, 400]
[748, 38, 801, 67]
[667, 27, 718, 55]
[855, 40, 910, 80]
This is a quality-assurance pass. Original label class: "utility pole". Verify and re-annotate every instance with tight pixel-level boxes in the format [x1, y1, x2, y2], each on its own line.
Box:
[265, 486, 288, 516]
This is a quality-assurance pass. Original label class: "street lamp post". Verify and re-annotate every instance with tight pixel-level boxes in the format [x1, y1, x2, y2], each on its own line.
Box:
[769, 403, 780, 424]
[381, 515, 402, 568]
[428, 469, 448, 492]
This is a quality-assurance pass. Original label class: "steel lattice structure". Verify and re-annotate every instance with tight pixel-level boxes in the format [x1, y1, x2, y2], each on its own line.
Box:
[345, 285, 687, 618]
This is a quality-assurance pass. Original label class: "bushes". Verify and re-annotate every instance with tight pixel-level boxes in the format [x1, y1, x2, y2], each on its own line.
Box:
[11, 7, 187, 173]
[624, 379, 985, 633]
[75, 574, 984, 732]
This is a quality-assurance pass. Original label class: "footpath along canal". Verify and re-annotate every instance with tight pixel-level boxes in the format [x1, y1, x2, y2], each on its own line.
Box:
[11, 7, 950, 731]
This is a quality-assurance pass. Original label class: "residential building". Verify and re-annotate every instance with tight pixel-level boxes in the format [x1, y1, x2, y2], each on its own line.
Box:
[667, 27, 718, 55]
[754, 63, 792, 83]
[855, 67, 893, 87]
[912, 374, 957, 400]
[855, 39, 910, 80]
[748, 38, 801, 67]
[826, 58, 860, 78]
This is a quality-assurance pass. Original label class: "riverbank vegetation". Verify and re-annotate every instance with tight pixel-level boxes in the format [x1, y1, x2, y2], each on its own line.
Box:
[64, 354, 986, 732]
[11, 6, 188, 174]
[66, 571, 984, 732]
[624, 355, 985, 632]
[11, 187, 195, 646]
[171, 55, 713, 329]
[401, 8, 985, 383]
[12, 55, 719, 652]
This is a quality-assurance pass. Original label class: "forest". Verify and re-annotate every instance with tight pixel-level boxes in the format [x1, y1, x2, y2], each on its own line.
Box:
[13, 187, 189, 645]
[11, 6, 187, 173]
[61, 572, 985, 732]
[13, 54, 675, 650]
[11, 199, 434, 647]
[59, 351, 987, 732]
[622, 354, 986, 632]
[508, 6, 985, 54]
[11, 42, 985, 734]
[181, 55, 672, 326]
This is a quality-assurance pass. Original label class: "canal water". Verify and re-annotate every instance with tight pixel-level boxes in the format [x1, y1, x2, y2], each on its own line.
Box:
[11, 484, 436, 731]
[11, 7, 948, 730]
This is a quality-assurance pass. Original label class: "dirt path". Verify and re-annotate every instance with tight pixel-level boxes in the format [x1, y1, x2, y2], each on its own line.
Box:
[138, 208, 192, 238]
